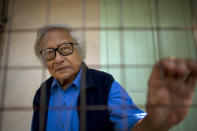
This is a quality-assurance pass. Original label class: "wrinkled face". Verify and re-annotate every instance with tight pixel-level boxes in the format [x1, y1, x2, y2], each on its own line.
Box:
[41, 29, 82, 85]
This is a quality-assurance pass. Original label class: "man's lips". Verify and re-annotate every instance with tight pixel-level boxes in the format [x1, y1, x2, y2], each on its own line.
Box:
[55, 66, 69, 72]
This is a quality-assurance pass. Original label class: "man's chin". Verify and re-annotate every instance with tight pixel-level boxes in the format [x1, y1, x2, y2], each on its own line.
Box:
[55, 74, 73, 83]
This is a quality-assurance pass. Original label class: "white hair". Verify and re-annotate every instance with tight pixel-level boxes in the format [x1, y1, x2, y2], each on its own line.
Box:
[34, 24, 86, 61]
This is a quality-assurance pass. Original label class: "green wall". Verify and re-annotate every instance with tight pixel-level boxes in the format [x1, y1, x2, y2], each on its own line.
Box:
[100, 0, 197, 130]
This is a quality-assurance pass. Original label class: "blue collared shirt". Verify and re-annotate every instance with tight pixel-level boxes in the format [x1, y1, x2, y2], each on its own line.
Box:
[46, 68, 146, 131]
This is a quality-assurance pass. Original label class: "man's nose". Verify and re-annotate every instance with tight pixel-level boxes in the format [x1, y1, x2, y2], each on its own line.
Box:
[54, 51, 64, 63]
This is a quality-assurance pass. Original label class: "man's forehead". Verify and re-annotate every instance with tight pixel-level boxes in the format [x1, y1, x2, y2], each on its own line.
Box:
[41, 29, 75, 48]
[43, 28, 72, 39]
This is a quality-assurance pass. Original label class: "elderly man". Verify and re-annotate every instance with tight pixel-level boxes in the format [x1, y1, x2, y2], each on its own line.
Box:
[31, 24, 197, 131]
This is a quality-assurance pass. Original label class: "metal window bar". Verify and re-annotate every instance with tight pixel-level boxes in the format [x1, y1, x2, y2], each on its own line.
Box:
[0, 0, 14, 130]
[38, 0, 51, 130]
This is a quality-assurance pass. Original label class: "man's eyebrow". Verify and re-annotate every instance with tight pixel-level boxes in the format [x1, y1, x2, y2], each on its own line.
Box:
[41, 40, 76, 50]
[56, 41, 76, 45]
[42, 41, 68, 49]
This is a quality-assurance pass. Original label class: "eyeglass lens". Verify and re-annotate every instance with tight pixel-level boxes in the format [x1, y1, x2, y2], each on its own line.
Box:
[41, 43, 73, 61]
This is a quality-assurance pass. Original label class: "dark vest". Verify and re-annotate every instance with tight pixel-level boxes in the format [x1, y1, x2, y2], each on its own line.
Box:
[32, 63, 115, 131]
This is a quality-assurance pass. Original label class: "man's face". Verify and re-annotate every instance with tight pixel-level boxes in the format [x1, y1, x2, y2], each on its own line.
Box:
[41, 29, 82, 85]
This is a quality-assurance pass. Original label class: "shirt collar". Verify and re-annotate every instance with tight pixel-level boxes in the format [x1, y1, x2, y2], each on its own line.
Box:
[50, 67, 82, 94]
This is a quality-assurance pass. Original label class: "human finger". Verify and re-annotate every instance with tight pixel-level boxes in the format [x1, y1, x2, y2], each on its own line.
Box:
[185, 60, 197, 88]
[148, 62, 164, 88]
[161, 58, 177, 78]
[161, 58, 190, 93]
[175, 59, 189, 80]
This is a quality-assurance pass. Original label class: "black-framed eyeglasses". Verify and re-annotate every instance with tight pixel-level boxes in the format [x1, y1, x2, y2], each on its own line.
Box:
[40, 42, 78, 61]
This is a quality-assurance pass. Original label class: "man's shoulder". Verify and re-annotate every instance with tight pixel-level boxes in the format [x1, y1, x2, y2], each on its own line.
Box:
[35, 76, 54, 95]
[87, 68, 114, 86]
[88, 68, 114, 79]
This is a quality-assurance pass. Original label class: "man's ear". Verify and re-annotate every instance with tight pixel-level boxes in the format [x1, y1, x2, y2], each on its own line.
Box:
[39, 57, 47, 68]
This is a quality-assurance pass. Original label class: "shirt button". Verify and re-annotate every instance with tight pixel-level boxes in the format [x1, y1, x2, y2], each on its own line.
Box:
[61, 124, 64, 128]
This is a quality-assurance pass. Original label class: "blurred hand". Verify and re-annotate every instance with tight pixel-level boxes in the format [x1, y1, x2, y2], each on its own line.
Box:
[146, 58, 197, 130]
